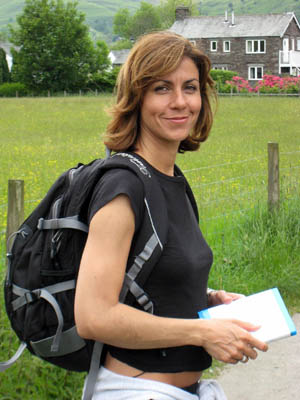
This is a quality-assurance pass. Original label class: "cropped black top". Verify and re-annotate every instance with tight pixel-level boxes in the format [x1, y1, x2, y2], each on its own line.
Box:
[88, 155, 213, 373]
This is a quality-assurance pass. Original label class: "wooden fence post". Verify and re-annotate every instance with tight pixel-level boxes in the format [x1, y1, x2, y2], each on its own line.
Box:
[6, 180, 24, 252]
[268, 142, 280, 211]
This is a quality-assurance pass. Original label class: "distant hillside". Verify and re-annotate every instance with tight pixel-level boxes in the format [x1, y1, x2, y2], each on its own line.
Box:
[1, 0, 300, 42]
[199, 0, 300, 19]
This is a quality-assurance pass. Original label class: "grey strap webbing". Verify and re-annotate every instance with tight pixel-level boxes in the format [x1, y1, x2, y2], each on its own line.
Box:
[12, 280, 76, 311]
[83, 232, 160, 399]
[82, 342, 104, 400]
[12, 280, 76, 353]
[38, 289, 64, 352]
[0, 342, 27, 372]
[37, 217, 88, 233]
[30, 326, 85, 358]
[119, 233, 158, 312]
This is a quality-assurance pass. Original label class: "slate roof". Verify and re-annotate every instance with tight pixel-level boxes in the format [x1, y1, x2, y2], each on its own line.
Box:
[169, 12, 300, 39]
[0, 41, 13, 55]
[109, 49, 131, 65]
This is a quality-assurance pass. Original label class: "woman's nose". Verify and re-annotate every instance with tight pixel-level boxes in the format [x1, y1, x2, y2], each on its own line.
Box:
[170, 89, 187, 108]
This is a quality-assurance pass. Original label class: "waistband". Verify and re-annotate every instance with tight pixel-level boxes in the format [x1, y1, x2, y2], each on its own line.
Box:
[181, 382, 199, 395]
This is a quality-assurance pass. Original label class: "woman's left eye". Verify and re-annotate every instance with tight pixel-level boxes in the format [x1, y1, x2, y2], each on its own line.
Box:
[185, 85, 198, 92]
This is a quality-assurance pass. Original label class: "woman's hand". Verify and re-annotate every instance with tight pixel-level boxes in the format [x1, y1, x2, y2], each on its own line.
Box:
[207, 289, 244, 307]
[199, 318, 268, 364]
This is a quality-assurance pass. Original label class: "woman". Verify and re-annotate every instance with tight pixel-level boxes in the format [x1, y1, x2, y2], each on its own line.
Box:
[74, 31, 268, 399]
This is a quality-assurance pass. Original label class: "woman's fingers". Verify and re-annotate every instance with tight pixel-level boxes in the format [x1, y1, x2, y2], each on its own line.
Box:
[232, 319, 269, 352]
[200, 318, 268, 364]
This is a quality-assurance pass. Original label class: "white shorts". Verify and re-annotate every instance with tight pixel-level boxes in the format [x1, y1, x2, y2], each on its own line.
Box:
[84, 366, 228, 400]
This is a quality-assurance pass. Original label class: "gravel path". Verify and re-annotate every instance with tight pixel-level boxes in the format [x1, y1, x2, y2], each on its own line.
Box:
[217, 313, 300, 400]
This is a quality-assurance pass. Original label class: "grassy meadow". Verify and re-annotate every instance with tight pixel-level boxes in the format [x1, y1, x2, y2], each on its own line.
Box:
[0, 95, 300, 398]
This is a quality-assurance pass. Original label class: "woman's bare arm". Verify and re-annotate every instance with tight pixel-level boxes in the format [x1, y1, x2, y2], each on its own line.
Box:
[74, 195, 268, 364]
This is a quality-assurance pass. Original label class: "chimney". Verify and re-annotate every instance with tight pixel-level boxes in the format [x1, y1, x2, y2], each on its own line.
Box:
[224, 10, 228, 22]
[175, 6, 190, 21]
[231, 11, 235, 25]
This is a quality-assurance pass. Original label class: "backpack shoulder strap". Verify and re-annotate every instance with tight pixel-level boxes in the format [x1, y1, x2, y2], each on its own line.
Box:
[101, 152, 168, 311]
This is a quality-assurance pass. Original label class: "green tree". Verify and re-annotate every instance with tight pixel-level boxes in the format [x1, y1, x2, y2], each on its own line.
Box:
[0, 47, 10, 83]
[0, 31, 9, 42]
[130, 2, 161, 39]
[94, 39, 111, 72]
[110, 39, 133, 51]
[158, 0, 199, 29]
[9, 0, 101, 92]
[113, 2, 162, 41]
[113, 8, 132, 39]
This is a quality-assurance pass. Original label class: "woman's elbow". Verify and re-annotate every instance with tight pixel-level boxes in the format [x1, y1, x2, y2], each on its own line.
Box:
[75, 309, 95, 340]
[74, 303, 111, 342]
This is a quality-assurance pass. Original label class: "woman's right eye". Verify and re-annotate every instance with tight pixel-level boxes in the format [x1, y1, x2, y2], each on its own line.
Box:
[154, 86, 169, 93]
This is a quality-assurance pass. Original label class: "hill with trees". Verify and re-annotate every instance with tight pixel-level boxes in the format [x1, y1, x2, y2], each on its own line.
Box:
[1, 0, 300, 42]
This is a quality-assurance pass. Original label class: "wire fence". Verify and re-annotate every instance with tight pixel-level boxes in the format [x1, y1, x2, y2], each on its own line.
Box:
[0, 148, 299, 254]
[2, 88, 300, 99]
[183, 149, 299, 242]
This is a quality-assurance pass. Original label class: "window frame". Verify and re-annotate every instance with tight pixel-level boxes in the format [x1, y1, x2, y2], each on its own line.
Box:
[223, 40, 230, 52]
[212, 65, 229, 70]
[248, 65, 264, 80]
[210, 40, 218, 52]
[246, 39, 266, 54]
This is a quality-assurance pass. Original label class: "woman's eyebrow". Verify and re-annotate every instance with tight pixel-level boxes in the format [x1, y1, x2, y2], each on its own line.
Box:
[155, 78, 200, 84]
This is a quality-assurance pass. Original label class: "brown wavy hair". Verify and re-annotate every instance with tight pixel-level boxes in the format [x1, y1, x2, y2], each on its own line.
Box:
[105, 31, 216, 153]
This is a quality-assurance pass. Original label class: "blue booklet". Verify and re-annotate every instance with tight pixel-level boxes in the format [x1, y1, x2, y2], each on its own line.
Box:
[198, 288, 297, 343]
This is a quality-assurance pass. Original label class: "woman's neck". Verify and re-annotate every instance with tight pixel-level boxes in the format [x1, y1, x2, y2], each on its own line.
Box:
[135, 144, 177, 177]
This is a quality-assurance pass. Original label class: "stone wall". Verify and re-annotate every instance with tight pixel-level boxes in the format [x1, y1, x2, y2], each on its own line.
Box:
[195, 36, 282, 79]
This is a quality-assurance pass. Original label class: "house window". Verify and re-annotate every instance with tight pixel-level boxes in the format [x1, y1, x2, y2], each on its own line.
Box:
[297, 38, 300, 51]
[248, 66, 264, 80]
[210, 41, 217, 51]
[223, 41, 230, 52]
[212, 65, 229, 70]
[246, 40, 266, 53]
[291, 39, 295, 51]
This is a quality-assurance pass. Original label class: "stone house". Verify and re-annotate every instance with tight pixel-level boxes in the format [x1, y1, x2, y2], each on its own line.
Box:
[169, 7, 300, 81]
[108, 49, 131, 68]
[0, 41, 13, 70]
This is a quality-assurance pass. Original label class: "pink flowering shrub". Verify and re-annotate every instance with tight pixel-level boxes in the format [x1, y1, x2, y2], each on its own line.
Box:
[255, 75, 300, 93]
[226, 76, 254, 93]
[225, 74, 300, 94]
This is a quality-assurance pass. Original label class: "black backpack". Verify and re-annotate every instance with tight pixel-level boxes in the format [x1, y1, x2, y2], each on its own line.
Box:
[1, 152, 198, 399]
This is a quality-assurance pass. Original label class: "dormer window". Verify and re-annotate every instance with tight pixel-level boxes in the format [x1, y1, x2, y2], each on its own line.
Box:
[210, 41, 217, 51]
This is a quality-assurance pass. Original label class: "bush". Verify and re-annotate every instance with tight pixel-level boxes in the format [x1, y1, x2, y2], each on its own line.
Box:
[255, 75, 300, 94]
[226, 76, 254, 93]
[218, 83, 237, 93]
[257, 85, 280, 94]
[0, 82, 28, 97]
[87, 67, 120, 92]
[210, 69, 238, 86]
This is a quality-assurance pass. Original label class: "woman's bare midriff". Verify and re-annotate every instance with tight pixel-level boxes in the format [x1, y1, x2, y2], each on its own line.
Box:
[104, 352, 203, 388]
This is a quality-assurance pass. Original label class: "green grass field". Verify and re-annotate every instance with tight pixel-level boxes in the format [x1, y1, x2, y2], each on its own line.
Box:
[0, 95, 299, 398]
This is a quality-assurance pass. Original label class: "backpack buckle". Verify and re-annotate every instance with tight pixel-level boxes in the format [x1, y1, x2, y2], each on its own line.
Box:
[24, 291, 39, 304]
[136, 292, 153, 313]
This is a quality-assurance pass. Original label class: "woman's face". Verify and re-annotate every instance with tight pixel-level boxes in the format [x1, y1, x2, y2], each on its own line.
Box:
[139, 56, 201, 150]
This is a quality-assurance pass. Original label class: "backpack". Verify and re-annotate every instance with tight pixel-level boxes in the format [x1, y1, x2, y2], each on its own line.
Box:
[1, 152, 198, 399]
